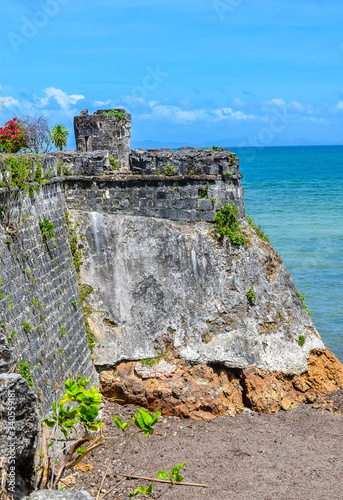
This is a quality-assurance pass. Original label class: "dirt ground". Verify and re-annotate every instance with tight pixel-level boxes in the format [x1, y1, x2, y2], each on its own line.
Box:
[65, 392, 343, 500]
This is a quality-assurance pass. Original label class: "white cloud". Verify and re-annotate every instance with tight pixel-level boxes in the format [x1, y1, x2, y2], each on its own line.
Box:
[335, 101, 343, 111]
[213, 107, 256, 121]
[37, 87, 85, 110]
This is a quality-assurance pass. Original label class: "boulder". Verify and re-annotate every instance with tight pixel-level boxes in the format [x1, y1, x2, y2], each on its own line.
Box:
[0, 374, 38, 500]
[23, 491, 95, 500]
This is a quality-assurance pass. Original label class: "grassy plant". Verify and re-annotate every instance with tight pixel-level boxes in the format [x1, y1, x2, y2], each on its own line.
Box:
[246, 289, 257, 305]
[22, 321, 32, 331]
[109, 156, 119, 170]
[246, 215, 270, 243]
[62, 165, 72, 175]
[6, 330, 18, 343]
[214, 204, 248, 246]
[164, 164, 177, 176]
[57, 161, 63, 176]
[223, 171, 233, 179]
[65, 211, 84, 274]
[39, 218, 55, 244]
[17, 360, 34, 388]
[79, 284, 96, 351]
[198, 188, 208, 199]
[298, 335, 306, 347]
[211, 198, 216, 204]
[102, 109, 125, 120]
[296, 292, 312, 315]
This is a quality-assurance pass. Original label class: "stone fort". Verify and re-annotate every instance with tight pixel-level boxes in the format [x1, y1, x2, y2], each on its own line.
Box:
[1, 108, 342, 498]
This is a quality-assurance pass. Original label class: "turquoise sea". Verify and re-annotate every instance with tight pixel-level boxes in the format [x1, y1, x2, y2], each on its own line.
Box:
[231, 145, 343, 363]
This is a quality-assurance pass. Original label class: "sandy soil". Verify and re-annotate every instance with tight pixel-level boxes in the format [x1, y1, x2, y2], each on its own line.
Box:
[65, 392, 343, 500]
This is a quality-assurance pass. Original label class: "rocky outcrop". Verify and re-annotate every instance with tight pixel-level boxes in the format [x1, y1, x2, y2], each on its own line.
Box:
[100, 348, 343, 419]
[100, 360, 244, 420]
[242, 348, 343, 413]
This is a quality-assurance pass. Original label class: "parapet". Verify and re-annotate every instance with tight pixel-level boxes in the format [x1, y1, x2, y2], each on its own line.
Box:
[74, 109, 131, 169]
[130, 147, 240, 177]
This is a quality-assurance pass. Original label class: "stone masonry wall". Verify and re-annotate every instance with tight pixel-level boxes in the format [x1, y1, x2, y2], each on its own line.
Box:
[130, 147, 239, 176]
[0, 182, 97, 418]
[64, 174, 245, 222]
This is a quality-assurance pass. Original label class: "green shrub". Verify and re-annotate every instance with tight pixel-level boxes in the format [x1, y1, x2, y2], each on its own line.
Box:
[109, 156, 119, 170]
[39, 218, 55, 244]
[17, 360, 34, 388]
[298, 335, 306, 347]
[246, 289, 256, 305]
[164, 164, 177, 176]
[214, 204, 248, 246]
[103, 109, 125, 120]
[223, 171, 233, 179]
[198, 188, 208, 199]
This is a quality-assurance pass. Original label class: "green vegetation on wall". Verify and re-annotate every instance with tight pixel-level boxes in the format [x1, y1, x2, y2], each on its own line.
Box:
[214, 204, 248, 246]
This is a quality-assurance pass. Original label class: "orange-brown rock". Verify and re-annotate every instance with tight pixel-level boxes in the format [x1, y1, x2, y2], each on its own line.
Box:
[242, 348, 343, 413]
[100, 360, 244, 420]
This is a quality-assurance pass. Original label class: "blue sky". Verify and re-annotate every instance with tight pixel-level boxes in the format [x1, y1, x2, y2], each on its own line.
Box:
[0, 0, 343, 148]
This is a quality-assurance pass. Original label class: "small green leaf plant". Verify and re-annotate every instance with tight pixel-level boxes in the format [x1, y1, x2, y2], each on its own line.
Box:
[38, 376, 104, 490]
[157, 463, 186, 484]
[129, 482, 154, 498]
[246, 289, 257, 305]
[113, 408, 161, 437]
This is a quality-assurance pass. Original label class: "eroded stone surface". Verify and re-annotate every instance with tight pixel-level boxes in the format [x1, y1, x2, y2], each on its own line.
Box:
[242, 348, 343, 413]
[76, 212, 324, 375]
[100, 348, 343, 418]
[100, 360, 244, 420]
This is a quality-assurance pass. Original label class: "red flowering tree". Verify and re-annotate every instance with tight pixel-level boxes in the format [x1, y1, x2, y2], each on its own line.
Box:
[0, 117, 26, 153]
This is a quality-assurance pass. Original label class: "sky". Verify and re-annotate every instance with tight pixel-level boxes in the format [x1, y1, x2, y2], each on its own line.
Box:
[0, 0, 343, 148]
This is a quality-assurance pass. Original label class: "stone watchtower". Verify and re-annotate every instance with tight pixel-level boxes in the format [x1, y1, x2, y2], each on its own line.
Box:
[74, 109, 131, 169]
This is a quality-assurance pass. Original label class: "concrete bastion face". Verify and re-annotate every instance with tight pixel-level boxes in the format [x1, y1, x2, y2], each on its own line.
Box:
[75, 212, 324, 375]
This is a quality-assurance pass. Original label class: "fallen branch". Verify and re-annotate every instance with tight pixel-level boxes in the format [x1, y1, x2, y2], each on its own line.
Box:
[118, 474, 207, 488]
[97, 464, 111, 500]
[99, 477, 127, 499]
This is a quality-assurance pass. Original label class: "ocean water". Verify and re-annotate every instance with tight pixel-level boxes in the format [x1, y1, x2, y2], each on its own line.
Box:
[230, 145, 343, 363]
